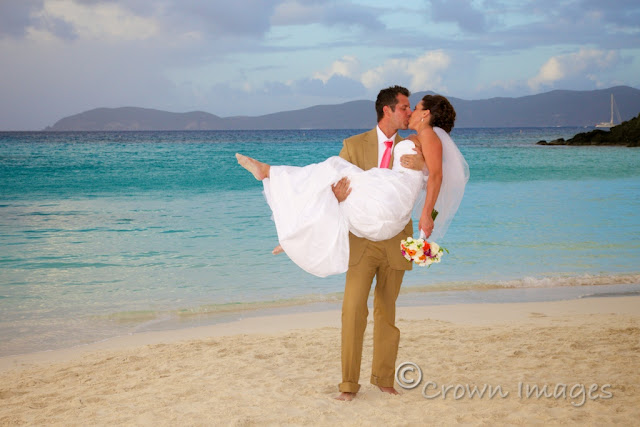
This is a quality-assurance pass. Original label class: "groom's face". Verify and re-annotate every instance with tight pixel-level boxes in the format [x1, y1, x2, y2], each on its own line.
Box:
[389, 94, 412, 131]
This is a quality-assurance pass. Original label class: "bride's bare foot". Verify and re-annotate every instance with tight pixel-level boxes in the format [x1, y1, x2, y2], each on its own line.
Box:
[235, 153, 270, 180]
[272, 244, 284, 255]
[335, 392, 355, 401]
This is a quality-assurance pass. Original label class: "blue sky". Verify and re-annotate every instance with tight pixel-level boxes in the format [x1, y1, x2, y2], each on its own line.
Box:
[1, 0, 638, 130]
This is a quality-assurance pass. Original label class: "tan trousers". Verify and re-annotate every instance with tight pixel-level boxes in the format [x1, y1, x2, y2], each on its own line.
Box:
[339, 241, 405, 393]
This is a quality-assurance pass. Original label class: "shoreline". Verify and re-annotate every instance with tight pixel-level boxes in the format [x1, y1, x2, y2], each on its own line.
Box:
[2, 292, 639, 372]
[1, 295, 639, 425]
[2, 280, 640, 364]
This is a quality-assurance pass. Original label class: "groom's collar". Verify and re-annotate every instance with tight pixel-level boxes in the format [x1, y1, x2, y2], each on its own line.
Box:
[376, 125, 397, 144]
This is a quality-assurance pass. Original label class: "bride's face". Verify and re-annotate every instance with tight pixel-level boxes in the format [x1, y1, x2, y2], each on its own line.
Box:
[409, 102, 428, 130]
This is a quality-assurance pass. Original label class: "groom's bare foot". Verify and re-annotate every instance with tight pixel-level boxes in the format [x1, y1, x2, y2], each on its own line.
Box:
[235, 153, 270, 180]
[378, 386, 399, 395]
[272, 244, 284, 255]
[335, 392, 355, 401]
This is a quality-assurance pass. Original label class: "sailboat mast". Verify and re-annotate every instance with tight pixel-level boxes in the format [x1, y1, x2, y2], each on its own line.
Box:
[610, 93, 614, 123]
[595, 93, 619, 128]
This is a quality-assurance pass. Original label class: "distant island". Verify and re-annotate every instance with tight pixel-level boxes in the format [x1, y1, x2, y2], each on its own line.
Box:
[537, 113, 640, 147]
[44, 86, 640, 131]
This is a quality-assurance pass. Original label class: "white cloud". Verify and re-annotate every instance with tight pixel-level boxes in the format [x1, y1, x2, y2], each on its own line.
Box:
[361, 51, 451, 92]
[528, 48, 620, 91]
[313, 55, 360, 83]
[34, 0, 159, 41]
[310, 51, 451, 95]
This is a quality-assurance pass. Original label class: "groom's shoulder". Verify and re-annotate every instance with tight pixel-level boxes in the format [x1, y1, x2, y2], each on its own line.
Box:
[343, 128, 376, 145]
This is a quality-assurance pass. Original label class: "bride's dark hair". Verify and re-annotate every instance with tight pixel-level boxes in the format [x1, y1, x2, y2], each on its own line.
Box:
[421, 95, 456, 133]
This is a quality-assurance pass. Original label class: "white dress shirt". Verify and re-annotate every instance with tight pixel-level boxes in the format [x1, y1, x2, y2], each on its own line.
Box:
[376, 125, 397, 168]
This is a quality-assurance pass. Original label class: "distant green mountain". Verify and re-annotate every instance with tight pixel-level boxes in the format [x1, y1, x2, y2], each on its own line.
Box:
[45, 86, 640, 131]
[44, 107, 225, 131]
[440, 86, 640, 128]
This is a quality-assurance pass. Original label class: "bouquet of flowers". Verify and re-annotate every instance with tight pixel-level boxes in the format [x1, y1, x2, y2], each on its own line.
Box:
[400, 237, 446, 267]
[400, 208, 447, 267]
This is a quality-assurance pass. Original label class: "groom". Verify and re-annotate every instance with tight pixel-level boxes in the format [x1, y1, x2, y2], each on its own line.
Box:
[332, 85, 418, 401]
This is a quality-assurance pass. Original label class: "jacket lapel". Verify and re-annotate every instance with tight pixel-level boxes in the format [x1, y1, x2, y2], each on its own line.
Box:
[363, 129, 378, 170]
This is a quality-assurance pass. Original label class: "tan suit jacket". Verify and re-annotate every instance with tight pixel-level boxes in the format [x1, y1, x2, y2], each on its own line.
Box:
[338, 128, 413, 270]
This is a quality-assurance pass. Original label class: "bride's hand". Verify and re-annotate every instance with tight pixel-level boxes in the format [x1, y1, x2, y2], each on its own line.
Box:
[419, 212, 434, 239]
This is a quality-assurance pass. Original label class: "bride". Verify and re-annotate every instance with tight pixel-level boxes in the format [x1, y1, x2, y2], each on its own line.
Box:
[236, 94, 469, 277]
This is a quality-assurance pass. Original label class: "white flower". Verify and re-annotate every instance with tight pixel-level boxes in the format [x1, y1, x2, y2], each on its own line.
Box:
[429, 242, 440, 255]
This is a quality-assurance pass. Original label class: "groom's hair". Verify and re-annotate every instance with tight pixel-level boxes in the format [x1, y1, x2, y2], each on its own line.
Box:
[376, 85, 410, 122]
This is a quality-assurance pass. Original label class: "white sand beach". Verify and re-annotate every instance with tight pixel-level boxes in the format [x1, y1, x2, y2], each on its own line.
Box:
[1, 296, 639, 425]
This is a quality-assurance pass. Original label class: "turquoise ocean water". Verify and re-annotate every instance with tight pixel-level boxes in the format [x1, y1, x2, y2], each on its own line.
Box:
[1, 128, 639, 356]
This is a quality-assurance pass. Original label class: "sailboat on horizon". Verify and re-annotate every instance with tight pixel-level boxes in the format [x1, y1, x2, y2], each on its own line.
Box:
[595, 93, 622, 128]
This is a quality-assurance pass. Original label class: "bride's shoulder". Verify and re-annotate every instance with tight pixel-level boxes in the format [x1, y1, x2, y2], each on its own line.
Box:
[420, 126, 438, 136]
[418, 126, 443, 142]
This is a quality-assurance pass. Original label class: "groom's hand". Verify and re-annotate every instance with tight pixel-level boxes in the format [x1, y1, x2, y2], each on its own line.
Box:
[332, 177, 351, 202]
[401, 137, 425, 171]
[400, 153, 425, 171]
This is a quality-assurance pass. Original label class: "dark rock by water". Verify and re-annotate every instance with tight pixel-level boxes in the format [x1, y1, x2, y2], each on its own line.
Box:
[537, 113, 640, 147]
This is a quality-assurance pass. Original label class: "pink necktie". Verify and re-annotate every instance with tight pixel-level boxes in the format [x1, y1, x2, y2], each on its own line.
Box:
[380, 140, 393, 168]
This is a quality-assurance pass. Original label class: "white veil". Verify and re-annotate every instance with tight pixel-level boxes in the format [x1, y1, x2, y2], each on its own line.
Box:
[412, 126, 469, 241]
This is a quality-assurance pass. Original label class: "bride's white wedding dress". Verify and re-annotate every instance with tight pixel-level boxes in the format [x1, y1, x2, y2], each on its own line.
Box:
[262, 127, 469, 277]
